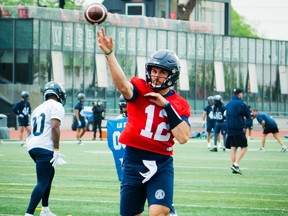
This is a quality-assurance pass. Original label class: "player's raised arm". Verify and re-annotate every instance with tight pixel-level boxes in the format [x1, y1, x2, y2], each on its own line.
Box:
[97, 28, 133, 99]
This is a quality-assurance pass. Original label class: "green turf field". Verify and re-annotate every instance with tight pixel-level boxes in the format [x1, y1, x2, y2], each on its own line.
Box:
[0, 139, 287, 216]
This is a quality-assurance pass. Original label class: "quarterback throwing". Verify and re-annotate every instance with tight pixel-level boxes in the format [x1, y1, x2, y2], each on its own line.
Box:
[97, 28, 191, 216]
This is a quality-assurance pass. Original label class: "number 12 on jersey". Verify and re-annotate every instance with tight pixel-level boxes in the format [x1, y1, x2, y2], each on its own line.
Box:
[140, 105, 171, 141]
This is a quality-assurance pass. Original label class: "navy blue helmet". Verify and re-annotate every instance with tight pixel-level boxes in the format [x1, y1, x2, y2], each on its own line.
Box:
[44, 81, 66, 105]
[214, 95, 223, 106]
[78, 93, 85, 100]
[207, 96, 214, 105]
[145, 49, 181, 90]
[119, 94, 127, 116]
[21, 91, 29, 99]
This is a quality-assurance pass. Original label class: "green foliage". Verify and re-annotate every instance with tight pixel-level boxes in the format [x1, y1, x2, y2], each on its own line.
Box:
[231, 8, 259, 38]
[1, 0, 78, 10]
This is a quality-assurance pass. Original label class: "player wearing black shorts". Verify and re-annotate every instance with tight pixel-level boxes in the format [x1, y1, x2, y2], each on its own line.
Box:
[253, 109, 287, 152]
[202, 96, 215, 149]
[226, 88, 251, 174]
[210, 95, 226, 152]
[12, 91, 31, 146]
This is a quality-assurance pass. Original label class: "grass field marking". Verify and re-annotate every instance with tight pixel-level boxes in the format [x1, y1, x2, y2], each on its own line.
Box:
[1, 195, 287, 213]
[83, 150, 111, 154]
[174, 165, 288, 172]
[174, 188, 288, 197]
[174, 203, 288, 212]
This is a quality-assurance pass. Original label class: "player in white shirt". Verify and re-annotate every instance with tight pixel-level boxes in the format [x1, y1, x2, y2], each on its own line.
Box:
[25, 81, 66, 216]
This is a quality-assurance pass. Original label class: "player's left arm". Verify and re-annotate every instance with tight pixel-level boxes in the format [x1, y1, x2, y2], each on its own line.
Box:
[145, 92, 190, 144]
[51, 118, 61, 150]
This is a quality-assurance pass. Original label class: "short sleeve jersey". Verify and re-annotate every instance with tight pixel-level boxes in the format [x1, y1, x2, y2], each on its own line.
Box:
[74, 102, 85, 120]
[204, 105, 214, 123]
[119, 77, 191, 156]
[26, 99, 65, 152]
[12, 100, 31, 116]
[214, 104, 226, 123]
[256, 112, 277, 129]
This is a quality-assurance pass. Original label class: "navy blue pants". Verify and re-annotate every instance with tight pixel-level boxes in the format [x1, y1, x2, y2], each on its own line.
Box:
[120, 146, 174, 216]
[26, 148, 54, 214]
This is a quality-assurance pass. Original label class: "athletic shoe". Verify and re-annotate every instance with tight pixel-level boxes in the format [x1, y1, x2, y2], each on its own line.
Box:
[232, 170, 240, 174]
[217, 143, 222, 149]
[207, 143, 211, 149]
[40, 210, 57, 216]
[77, 140, 83, 145]
[210, 147, 218, 152]
[223, 147, 226, 152]
[280, 146, 287, 152]
[20, 142, 26, 147]
[231, 164, 242, 175]
[258, 148, 265, 152]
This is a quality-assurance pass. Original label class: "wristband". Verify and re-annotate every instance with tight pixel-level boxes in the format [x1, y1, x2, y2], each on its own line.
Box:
[164, 102, 183, 130]
[105, 49, 113, 56]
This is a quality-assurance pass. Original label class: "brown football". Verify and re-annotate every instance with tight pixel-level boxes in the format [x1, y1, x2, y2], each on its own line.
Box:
[84, 3, 108, 25]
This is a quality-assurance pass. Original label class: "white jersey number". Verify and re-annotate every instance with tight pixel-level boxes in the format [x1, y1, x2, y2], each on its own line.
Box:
[140, 105, 171, 141]
[22, 107, 30, 115]
[215, 112, 223, 120]
[32, 113, 45, 136]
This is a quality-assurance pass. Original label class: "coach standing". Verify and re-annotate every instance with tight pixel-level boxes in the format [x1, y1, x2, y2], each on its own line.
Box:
[226, 88, 251, 175]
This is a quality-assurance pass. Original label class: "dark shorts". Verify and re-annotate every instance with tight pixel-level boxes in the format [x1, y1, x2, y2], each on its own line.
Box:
[206, 121, 215, 133]
[214, 123, 227, 135]
[120, 147, 174, 216]
[244, 122, 253, 130]
[226, 134, 248, 149]
[264, 126, 279, 134]
[74, 117, 87, 129]
[18, 116, 30, 127]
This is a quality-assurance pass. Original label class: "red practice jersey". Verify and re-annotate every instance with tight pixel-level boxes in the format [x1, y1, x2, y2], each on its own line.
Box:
[119, 77, 191, 156]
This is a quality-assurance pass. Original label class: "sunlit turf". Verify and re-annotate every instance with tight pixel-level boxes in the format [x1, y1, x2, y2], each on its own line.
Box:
[0, 138, 287, 216]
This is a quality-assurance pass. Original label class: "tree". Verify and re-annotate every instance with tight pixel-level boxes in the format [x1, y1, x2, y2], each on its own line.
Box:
[177, 0, 197, 20]
[231, 8, 259, 38]
[1, 0, 76, 9]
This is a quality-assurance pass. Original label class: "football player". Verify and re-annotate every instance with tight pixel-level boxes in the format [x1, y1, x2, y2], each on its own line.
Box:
[97, 28, 190, 216]
[74, 93, 87, 145]
[92, 101, 105, 140]
[202, 96, 215, 149]
[116, 94, 127, 119]
[12, 91, 31, 146]
[210, 95, 227, 152]
[226, 88, 251, 174]
[253, 109, 287, 152]
[24, 81, 66, 216]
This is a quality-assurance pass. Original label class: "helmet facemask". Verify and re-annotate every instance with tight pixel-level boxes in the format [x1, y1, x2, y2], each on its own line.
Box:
[145, 49, 181, 91]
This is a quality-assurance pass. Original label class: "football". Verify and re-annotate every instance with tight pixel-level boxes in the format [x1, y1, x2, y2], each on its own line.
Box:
[84, 3, 108, 25]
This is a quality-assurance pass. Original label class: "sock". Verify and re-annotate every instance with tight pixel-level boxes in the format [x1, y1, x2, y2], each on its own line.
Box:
[42, 206, 49, 212]
[234, 163, 239, 167]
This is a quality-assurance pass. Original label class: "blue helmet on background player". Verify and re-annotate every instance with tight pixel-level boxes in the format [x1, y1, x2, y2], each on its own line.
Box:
[119, 94, 127, 117]
[21, 91, 29, 100]
[207, 96, 214, 105]
[145, 49, 181, 90]
[214, 95, 223, 107]
[44, 81, 66, 105]
[77, 93, 85, 102]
